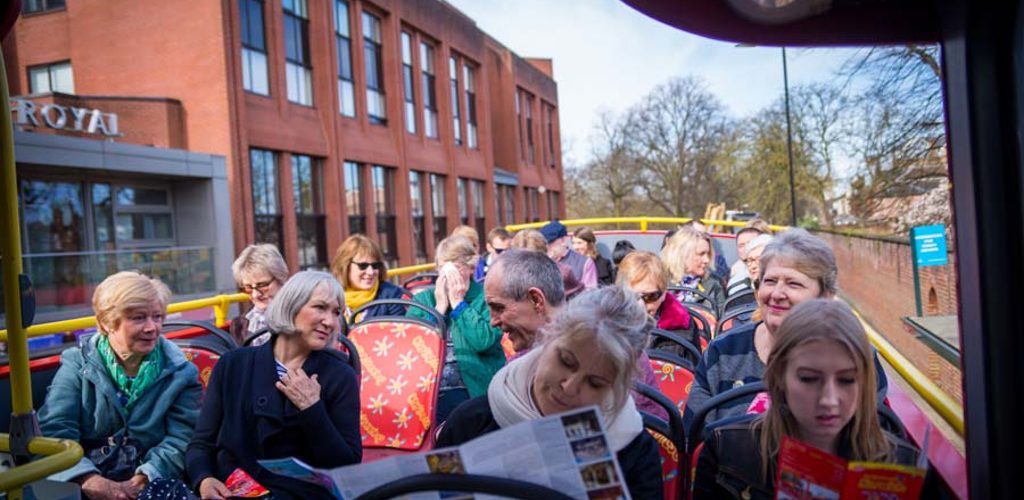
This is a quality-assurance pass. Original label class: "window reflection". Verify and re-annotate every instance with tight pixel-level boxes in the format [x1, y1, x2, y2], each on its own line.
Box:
[20, 179, 86, 253]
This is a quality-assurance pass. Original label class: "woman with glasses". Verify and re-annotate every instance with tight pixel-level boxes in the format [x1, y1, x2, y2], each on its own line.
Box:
[39, 271, 202, 499]
[617, 251, 694, 345]
[331, 235, 409, 321]
[230, 244, 289, 346]
[407, 235, 506, 421]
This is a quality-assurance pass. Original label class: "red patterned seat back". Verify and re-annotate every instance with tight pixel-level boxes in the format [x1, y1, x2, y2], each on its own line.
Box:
[180, 347, 221, 392]
[688, 441, 705, 500]
[647, 427, 681, 500]
[649, 358, 695, 417]
[348, 320, 444, 459]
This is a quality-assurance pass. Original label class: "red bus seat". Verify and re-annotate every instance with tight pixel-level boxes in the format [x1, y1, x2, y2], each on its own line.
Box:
[348, 299, 447, 462]
[636, 382, 686, 499]
[647, 351, 696, 417]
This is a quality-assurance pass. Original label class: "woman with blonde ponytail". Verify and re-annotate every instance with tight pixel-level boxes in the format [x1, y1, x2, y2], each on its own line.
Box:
[693, 300, 932, 498]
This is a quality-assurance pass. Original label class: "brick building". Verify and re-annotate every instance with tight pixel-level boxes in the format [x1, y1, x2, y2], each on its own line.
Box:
[3, 0, 564, 277]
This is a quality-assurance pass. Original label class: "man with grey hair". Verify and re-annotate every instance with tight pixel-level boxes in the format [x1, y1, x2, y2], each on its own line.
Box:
[483, 249, 565, 354]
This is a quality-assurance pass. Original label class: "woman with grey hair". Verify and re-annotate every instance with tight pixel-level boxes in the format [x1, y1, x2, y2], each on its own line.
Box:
[229, 244, 289, 346]
[436, 286, 663, 499]
[187, 271, 361, 499]
[684, 229, 888, 428]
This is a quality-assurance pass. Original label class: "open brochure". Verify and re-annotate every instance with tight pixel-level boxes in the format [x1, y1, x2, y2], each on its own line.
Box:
[775, 435, 927, 499]
[259, 406, 631, 500]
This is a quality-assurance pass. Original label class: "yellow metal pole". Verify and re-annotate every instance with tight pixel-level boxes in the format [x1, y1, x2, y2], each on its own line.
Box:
[0, 435, 84, 493]
[0, 45, 33, 416]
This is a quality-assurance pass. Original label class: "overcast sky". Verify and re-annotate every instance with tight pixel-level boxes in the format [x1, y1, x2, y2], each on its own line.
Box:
[446, 0, 865, 169]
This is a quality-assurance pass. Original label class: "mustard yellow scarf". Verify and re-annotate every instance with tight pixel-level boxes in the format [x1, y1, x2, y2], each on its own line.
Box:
[345, 281, 380, 320]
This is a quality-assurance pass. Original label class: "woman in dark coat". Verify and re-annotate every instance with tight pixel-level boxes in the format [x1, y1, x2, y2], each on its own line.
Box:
[187, 271, 361, 499]
[437, 286, 663, 499]
[572, 226, 615, 285]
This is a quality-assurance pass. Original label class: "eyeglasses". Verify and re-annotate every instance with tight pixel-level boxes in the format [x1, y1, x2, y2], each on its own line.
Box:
[638, 290, 665, 304]
[352, 261, 384, 271]
[241, 280, 275, 294]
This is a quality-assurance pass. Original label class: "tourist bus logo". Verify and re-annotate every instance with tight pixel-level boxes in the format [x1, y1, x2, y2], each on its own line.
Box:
[9, 97, 120, 137]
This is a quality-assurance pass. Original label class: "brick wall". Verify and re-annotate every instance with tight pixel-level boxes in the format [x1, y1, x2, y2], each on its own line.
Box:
[815, 231, 963, 404]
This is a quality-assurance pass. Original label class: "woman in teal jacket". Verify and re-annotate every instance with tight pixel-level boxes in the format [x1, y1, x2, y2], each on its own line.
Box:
[408, 235, 505, 422]
[39, 271, 202, 500]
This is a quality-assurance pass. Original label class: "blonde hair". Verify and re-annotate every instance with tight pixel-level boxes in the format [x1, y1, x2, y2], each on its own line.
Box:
[755, 299, 893, 479]
[510, 229, 548, 253]
[573, 227, 598, 259]
[537, 286, 649, 412]
[451, 225, 480, 252]
[232, 244, 288, 285]
[660, 227, 714, 283]
[436, 235, 479, 268]
[615, 251, 670, 291]
[93, 271, 172, 335]
[330, 235, 388, 288]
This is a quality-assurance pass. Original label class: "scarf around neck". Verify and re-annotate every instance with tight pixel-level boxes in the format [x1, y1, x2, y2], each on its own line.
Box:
[345, 281, 380, 319]
[486, 348, 644, 452]
[97, 334, 163, 411]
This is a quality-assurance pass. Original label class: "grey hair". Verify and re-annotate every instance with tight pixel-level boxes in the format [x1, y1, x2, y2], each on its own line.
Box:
[265, 271, 345, 336]
[746, 234, 774, 254]
[232, 244, 289, 285]
[491, 249, 565, 307]
[537, 285, 650, 413]
[759, 228, 838, 296]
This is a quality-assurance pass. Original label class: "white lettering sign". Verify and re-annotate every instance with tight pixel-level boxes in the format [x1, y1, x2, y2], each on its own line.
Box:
[9, 98, 120, 137]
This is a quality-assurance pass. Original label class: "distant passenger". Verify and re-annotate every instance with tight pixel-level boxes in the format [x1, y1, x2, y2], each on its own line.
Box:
[187, 271, 361, 498]
[728, 219, 772, 287]
[451, 224, 481, 254]
[40, 271, 202, 498]
[483, 249, 565, 355]
[331, 235, 408, 321]
[685, 229, 888, 427]
[694, 300, 930, 498]
[510, 229, 584, 301]
[612, 239, 636, 265]
[474, 227, 511, 282]
[230, 244, 289, 346]
[742, 234, 774, 290]
[572, 226, 615, 285]
[408, 235, 505, 421]
[540, 220, 598, 289]
[682, 218, 730, 286]
[661, 227, 726, 310]
[437, 286, 664, 499]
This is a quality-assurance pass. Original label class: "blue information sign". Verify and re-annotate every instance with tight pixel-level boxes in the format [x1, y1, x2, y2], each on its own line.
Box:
[912, 224, 948, 267]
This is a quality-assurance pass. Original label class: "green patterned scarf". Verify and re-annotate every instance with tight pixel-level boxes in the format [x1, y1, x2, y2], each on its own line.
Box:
[97, 335, 163, 411]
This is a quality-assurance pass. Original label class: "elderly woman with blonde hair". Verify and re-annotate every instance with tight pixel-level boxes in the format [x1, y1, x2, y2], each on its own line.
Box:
[230, 244, 289, 346]
[39, 271, 202, 499]
[408, 235, 505, 421]
[661, 227, 725, 309]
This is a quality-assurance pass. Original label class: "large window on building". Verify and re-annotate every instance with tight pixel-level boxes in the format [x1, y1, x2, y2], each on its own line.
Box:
[409, 171, 427, 260]
[363, 11, 386, 124]
[239, 0, 269, 95]
[525, 92, 535, 164]
[464, 63, 478, 149]
[547, 190, 560, 221]
[401, 32, 417, 134]
[28, 61, 74, 94]
[457, 177, 468, 226]
[283, 0, 312, 105]
[344, 161, 365, 235]
[515, 91, 524, 161]
[420, 41, 438, 138]
[335, 0, 355, 116]
[115, 186, 175, 246]
[251, 149, 284, 251]
[372, 166, 397, 263]
[292, 154, 326, 269]
[545, 102, 556, 167]
[20, 179, 86, 254]
[503, 185, 516, 225]
[450, 55, 462, 146]
[471, 179, 486, 240]
[524, 187, 540, 222]
[430, 174, 447, 246]
[22, 0, 64, 14]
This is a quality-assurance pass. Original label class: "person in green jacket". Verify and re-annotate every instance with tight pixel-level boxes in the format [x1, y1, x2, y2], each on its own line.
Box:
[408, 235, 506, 422]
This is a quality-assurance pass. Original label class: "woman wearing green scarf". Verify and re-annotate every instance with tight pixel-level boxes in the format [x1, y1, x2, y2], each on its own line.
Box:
[39, 271, 202, 500]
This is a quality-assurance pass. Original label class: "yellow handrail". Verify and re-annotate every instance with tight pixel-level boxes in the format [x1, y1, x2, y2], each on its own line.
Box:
[505, 217, 789, 233]
[852, 306, 965, 436]
[0, 262, 436, 342]
[0, 435, 84, 494]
